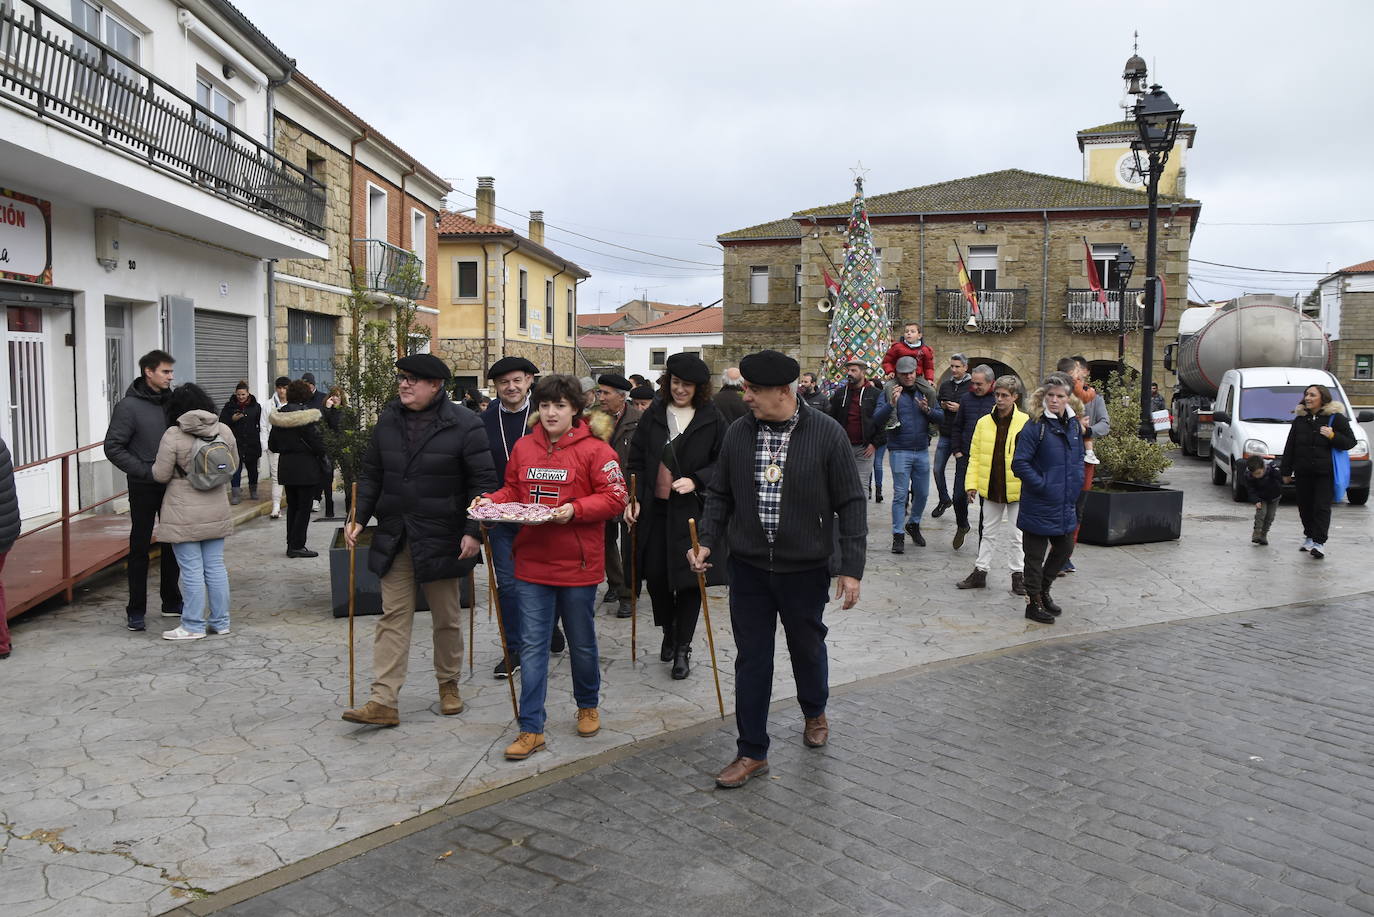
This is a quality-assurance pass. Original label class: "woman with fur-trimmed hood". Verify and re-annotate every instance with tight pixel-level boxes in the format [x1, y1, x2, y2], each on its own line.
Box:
[1011, 375, 1085, 624]
[1281, 384, 1356, 559]
[267, 380, 326, 558]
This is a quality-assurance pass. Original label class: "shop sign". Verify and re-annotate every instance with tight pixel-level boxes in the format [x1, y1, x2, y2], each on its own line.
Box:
[0, 188, 53, 285]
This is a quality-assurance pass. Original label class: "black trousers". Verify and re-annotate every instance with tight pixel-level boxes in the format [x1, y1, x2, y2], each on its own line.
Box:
[952, 455, 971, 528]
[285, 484, 315, 551]
[1295, 474, 1333, 545]
[320, 460, 336, 517]
[1022, 531, 1074, 598]
[642, 501, 700, 644]
[126, 481, 181, 617]
[728, 557, 830, 760]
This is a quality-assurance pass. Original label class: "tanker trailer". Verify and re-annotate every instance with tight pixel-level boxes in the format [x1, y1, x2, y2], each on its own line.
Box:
[1162, 294, 1328, 457]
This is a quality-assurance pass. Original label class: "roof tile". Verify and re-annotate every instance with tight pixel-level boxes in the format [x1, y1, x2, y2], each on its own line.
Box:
[624, 306, 723, 336]
[1337, 259, 1374, 274]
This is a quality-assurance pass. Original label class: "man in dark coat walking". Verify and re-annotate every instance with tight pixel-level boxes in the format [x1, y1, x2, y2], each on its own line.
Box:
[342, 354, 497, 726]
[712, 367, 750, 424]
[949, 364, 997, 550]
[104, 349, 181, 631]
[590, 373, 641, 618]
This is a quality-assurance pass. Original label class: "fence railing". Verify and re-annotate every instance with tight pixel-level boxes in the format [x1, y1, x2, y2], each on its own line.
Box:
[352, 239, 427, 299]
[0, 0, 325, 237]
[934, 288, 1029, 334]
[1065, 289, 1145, 333]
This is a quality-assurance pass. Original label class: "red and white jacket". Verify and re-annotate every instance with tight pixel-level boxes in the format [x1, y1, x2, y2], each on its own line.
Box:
[485, 419, 627, 587]
[881, 339, 936, 382]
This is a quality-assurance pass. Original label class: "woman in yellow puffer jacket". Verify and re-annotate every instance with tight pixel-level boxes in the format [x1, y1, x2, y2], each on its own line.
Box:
[957, 376, 1029, 596]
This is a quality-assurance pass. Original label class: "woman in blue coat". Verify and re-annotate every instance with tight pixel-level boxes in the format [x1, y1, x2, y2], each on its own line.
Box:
[1012, 375, 1085, 624]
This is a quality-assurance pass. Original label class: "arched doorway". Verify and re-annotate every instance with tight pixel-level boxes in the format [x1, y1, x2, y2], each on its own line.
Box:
[937, 356, 1020, 388]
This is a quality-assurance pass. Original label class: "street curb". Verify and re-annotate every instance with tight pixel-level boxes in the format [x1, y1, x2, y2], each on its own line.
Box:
[164, 587, 1374, 916]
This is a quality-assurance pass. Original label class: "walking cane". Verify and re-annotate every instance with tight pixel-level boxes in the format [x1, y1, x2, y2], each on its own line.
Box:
[467, 570, 476, 676]
[629, 473, 638, 665]
[479, 525, 520, 720]
[346, 483, 358, 707]
[687, 518, 725, 720]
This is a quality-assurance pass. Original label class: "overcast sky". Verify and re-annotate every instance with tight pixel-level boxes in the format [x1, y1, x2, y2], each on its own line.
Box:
[237, 0, 1374, 311]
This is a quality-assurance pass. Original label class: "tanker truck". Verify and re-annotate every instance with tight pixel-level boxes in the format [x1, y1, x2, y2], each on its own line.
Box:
[1163, 294, 1328, 458]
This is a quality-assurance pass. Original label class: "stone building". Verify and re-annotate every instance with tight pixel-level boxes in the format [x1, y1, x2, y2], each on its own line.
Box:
[270, 73, 446, 388]
[1316, 259, 1374, 403]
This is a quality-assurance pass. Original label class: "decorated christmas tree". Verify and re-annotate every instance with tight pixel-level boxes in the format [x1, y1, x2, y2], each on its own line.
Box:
[822, 172, 889, 387]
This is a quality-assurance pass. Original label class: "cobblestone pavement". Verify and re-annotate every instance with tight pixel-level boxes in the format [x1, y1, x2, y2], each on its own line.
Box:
[211, 592, 1374, 917]
[2, 454, 1372, 915]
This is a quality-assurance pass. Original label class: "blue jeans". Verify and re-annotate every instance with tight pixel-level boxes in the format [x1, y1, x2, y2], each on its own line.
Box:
[171, 539, 229, 633]
[888, 448, 931, 534]
[487, 523, 523, 651]
[872, 443, 887, 490]
[932, 435, 955, 503]
[514, 581, 599, 734]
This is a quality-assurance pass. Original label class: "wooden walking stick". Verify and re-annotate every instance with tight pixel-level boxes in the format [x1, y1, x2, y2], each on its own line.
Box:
[687, 518, 725, 720]
[629, 473, 638, 664]
[479, 525, 520, 720]
[346, 482, 358, 707]
[467, 570, 476, 676]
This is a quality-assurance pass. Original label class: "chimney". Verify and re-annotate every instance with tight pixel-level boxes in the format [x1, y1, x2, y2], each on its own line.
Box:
[475, 176, 495, 226]
[528, 210, 545, 246]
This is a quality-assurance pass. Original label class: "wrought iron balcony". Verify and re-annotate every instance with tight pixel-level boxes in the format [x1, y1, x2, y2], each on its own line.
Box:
[935, 288, 1029, 334]
[0, 1, 325, 237]
[1065, 289, 1145, 333]
[353, 239, 427, 299]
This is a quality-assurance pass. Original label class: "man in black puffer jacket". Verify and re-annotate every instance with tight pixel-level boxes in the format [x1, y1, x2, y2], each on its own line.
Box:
[342, 354, 497, 727]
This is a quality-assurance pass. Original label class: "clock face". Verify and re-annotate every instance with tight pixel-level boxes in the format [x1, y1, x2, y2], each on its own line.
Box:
[1117, 153, 1144, 186]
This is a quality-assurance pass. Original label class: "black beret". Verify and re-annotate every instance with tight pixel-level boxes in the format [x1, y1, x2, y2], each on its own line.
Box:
[597, 373, 632, 392]
[486, 356, 539, 379]
[739, 349, 800, 387]
[630, 384, 656, 401]
[396, 353, 452, 381]
[665, 352, 710, 385]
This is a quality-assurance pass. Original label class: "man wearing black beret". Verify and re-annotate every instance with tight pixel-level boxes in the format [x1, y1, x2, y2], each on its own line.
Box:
[342, 353, 497, 726]
[591, 373, 641, 617]
[690, 349, 866, 788]
[630, 384, 655, 412]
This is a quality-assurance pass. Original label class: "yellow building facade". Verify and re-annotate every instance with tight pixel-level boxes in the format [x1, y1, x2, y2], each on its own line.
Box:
[1077, 119, 1195, 197]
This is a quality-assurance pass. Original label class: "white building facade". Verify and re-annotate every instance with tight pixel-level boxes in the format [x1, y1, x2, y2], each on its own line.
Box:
[622, 307, 724, 382]
[0, 0, 327, 518]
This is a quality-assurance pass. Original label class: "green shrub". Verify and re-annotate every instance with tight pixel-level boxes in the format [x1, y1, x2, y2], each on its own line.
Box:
[1092, 369, 1175, 486]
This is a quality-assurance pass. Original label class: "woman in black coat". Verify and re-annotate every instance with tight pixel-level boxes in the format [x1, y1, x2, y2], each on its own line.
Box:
[1280, 383, 1356, 559]
[267, 380, 326, 557]
[625, 353, 728, 679]
[220, 382, 263, 504]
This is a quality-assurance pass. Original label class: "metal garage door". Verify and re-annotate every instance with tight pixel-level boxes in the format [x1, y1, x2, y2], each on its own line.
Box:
[194, 310, 250, 408]
[286, 309, 336, 388]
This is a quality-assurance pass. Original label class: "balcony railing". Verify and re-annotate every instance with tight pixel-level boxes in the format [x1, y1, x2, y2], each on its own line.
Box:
[1065, 289, 1145, 333]
[353, 239, 427, 299]
[0, 0, 325, 237]
[935, 288, 1029, 334]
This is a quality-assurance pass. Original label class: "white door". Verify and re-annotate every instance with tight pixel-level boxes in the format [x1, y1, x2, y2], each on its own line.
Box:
[6, 310, 59, 517]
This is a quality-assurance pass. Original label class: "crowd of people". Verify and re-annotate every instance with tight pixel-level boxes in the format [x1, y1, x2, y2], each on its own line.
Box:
[89, 332, 1359, 788]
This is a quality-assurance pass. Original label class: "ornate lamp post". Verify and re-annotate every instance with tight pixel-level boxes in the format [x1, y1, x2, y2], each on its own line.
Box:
[1115, 243, 1135, 373]
[1131, 83, 1184, 438]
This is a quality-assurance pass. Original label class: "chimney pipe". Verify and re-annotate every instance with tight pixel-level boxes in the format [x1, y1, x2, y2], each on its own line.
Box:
[528, 210, 545, 246]
[476, 176, 495, 226]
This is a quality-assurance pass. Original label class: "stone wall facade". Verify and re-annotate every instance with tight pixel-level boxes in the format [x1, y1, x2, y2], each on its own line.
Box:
[1334, 289, 1374, 403]
[715, 209, 1193, 394]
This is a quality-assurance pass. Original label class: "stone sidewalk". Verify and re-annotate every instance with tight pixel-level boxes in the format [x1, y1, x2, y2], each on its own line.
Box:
[2, 454, 1372, 916]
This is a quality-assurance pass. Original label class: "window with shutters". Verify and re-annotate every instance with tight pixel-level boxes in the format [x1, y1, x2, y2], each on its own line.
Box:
[967, 245, 997, 290]
[518, 269, 528, 330]
[545, 279, 554, 338]
[453, 259, 480, 300]
[749, 266, 769, 304]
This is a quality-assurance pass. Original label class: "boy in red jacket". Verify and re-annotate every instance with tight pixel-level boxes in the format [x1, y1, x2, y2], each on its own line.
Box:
[881, 322, 935, 382]
[474, 374, 627, 761]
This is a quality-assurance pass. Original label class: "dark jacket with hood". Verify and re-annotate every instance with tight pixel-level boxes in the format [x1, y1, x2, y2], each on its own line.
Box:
[0, 436, 19, 553]
[1281, 400, 1356, 479]
[354, 390, 497, 583]
[829, 382, 886, 448]
[1011, 391, 1086, 536]
[104, 378, 170, 483]
[936, 374, 972, 438]
[219, 394, 263, 460]
[627, 398, 729, 591]
[267, 405, 326, 487]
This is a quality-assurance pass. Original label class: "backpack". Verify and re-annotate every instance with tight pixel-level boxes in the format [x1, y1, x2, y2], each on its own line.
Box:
[182, 433, 235, 490]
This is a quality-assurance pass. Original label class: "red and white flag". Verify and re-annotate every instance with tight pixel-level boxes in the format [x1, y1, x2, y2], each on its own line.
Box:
[1084, 238, 1108, 315]
[822, 268, 840, 298]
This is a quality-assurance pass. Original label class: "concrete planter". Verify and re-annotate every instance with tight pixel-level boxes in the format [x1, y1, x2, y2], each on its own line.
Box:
[1078, 482, 1183, 547]
[328, 527, 472, 618]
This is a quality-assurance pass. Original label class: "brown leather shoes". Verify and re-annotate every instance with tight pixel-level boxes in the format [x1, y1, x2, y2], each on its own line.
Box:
[341, 701, 399, 727]
[715, 756, 769, 788]
[803, 714, 829, 748]
[438, 681, 464, 715]
[504, 732, 546, 760]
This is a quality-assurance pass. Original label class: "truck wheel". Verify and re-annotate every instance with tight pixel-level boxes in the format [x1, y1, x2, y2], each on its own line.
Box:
[1348, 489, 1369, 507]
[1231, 462, 1249, 502]
[1211, 457, 1226, 485]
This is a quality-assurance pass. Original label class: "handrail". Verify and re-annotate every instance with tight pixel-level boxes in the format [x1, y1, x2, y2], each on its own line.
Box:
[13, 438, 107, 473]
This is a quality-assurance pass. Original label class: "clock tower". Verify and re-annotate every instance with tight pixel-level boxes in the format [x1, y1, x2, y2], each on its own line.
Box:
[1077, 43, 1195, 196]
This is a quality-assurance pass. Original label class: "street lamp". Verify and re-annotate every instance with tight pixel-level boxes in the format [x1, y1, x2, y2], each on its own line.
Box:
[1115, 244, 1135, 373]
[1132, 82, 1184, 438]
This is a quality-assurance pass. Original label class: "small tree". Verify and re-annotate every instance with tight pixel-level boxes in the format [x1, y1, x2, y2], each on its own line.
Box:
[327, 256, 431, 506]
[1091, 369, 1175, 486]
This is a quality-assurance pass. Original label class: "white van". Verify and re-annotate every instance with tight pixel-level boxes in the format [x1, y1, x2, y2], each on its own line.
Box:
[1210, 367, 1372, 505]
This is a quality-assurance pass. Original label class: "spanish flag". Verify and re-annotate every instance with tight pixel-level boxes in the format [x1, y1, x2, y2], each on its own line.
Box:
[955, 243, 980, 318]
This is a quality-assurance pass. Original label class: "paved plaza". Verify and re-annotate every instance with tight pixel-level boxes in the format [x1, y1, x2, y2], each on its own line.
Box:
[2, 454, 1373, 915]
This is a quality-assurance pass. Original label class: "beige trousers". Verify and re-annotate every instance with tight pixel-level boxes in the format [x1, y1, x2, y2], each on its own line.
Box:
[370, 543, 464, 707]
